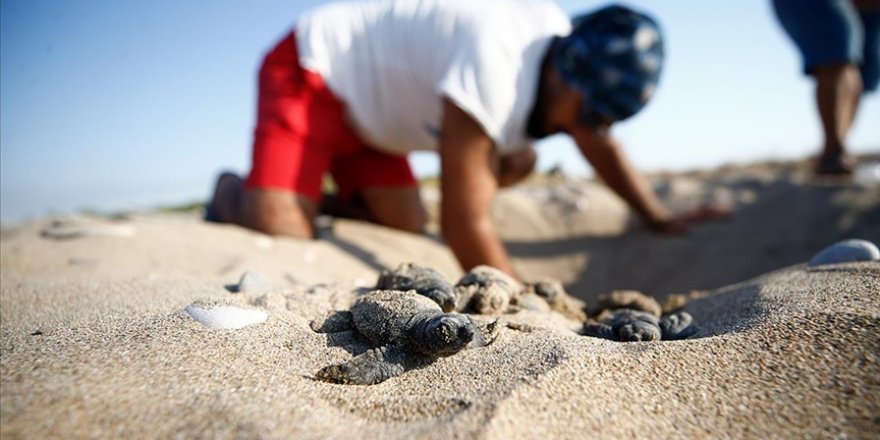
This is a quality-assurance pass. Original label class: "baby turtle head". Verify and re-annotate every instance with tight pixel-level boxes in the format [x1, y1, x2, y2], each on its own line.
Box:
[611, 309, 661, 341]
[412, 314, 475, 357]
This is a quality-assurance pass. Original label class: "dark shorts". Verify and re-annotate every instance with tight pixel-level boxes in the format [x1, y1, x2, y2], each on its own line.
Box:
[244, 32, 417, 201]
[772, 0, 880, 92]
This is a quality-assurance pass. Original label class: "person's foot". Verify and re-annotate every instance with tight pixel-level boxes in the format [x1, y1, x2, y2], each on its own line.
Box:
[205, 172, 243, 223]
[815, 149, 854, 176]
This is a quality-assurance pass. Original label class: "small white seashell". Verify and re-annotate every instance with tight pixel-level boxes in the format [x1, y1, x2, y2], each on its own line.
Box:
[808, 239, 880, 266]
[185, 304, 267, 329]
[254, 235, 275, 250]
[237, 271, 272, 294]
[40, 221, 136, 239]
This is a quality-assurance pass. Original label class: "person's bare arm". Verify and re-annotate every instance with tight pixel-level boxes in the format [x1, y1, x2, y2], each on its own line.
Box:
[439, 98, 518, 276]
[570, 126, 729, 233]
[570, 126, 674, 228]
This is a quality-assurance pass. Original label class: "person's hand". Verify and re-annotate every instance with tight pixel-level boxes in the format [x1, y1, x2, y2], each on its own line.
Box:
[646, 203, 732, 235]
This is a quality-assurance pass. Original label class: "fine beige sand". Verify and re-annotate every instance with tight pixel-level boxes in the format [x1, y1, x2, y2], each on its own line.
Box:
[1, 160, 879, 439]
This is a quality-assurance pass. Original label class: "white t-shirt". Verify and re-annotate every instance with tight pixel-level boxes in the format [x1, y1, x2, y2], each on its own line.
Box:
[295, 0, 571, 155]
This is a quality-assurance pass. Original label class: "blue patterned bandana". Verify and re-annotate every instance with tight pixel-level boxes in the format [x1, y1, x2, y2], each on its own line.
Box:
[552, 5, 664, 126]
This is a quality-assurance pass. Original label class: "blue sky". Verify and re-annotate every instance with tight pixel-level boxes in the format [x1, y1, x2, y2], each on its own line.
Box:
[1, 0, 878, 222]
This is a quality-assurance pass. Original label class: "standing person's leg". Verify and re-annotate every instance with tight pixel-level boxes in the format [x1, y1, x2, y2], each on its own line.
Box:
[209, 173, 318, 238]
[814, 63, 862, 173]
[772, 0, 866, 174]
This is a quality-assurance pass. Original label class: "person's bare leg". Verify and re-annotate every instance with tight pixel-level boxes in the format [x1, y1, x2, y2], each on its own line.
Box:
[359, 187, 427, 233]
[814, 63, 863, 174]
[240, 189, 318, 238]
[497, 147, 537, 188]
[209, 173, 317, 238]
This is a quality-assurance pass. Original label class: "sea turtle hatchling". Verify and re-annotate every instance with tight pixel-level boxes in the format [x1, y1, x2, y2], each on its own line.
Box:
[315, 290, 499, 385]
[582, 290, 699, 342]
[376, 263, 457, 312]
[455, 265, 523, 315]
[377, 263, 522, 315]
[523, 278, 588, 322]
[582, 309, 698, 341]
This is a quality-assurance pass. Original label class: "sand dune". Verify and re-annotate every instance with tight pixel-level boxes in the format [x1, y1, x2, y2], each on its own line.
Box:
[1, 160, 878, 439]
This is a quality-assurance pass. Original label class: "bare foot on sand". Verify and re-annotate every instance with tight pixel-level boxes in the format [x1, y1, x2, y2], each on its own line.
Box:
[815, 150, 854, 176]
[206, 172, 244, 223]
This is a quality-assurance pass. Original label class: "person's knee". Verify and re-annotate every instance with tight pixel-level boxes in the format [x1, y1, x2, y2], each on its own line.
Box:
[814, 63, 864, 93]
[392, 205, 428, 234]
[361, 188, 428, 234]
[498, 147, 537, 187]
[242, 190, 316, 239]
[373, 202, 427, 234]
[813, 62, 854, 78]
[253, 208, 313, 238]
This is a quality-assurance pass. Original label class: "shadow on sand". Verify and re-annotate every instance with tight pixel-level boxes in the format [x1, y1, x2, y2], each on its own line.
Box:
[506, 177, 880, 305]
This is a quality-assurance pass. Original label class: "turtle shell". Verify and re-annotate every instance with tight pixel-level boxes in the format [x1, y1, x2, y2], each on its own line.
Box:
[351, 290, 442, 346]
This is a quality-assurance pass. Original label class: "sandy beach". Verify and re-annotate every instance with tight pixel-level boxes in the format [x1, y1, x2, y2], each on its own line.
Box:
[1, 159, 879, 439]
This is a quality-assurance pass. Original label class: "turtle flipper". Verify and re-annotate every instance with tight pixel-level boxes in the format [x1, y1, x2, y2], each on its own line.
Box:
[310, 311, 354, 333]
[659, 311, 699, 340]
[316, 346, 407, 385]
[467, 317, 501, 348]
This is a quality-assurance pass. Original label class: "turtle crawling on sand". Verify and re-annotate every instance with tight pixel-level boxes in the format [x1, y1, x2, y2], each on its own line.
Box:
[315, 290, 499, 385]
[455, 265, 523, 315]
[582, 309, 697, 341]
[523, 278, 588, 322]
[376, 263, 457, 312]
[377, 263, 523, 315]
[582, 290, 698, 342]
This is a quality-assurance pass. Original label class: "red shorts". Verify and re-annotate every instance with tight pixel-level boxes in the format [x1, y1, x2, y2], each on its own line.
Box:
[244, 32, 417, 201]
